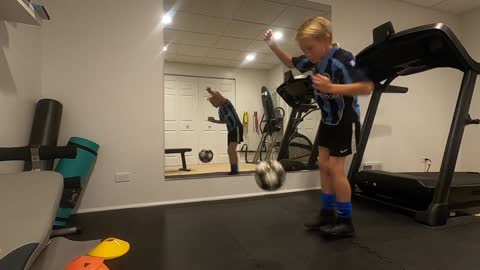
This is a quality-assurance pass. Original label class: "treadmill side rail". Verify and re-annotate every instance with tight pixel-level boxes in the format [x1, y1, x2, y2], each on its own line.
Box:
[415, 69, 478, 226]
[432, 69, 477, 205]
[348, 87, 384, 184]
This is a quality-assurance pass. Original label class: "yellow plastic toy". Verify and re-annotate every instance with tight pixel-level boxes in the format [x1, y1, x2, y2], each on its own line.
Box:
[88, 237, 130, 260]
[243, 111, 249, 126]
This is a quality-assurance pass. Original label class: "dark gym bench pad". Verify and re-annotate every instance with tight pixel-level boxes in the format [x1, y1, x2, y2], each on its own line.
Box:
[0, 243, 38, 270]
[69, 190, 480, 270]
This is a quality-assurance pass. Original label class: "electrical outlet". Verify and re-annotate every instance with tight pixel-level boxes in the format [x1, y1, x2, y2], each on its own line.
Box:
[361, 162, 383, 171]
[115, 172, 132, 183]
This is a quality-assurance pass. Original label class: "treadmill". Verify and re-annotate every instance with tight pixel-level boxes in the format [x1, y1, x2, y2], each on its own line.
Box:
[348, 22, 480, 226]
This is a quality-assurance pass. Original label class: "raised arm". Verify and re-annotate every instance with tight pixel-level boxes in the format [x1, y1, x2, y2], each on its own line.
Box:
[264, 29, 295, 69]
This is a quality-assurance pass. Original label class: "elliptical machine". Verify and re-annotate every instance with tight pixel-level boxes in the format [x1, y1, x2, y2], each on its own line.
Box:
[276, 71, 320, 171]
[242, 86, 285, 163]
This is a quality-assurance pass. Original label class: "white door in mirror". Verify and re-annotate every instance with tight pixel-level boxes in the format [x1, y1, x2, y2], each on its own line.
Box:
[164, 75, 199, 166]
[164, 75, 236, 166]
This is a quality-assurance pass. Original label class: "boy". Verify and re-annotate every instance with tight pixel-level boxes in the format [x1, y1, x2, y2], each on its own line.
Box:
[207, 87, 244, 175]
[264, 17, 374, 238]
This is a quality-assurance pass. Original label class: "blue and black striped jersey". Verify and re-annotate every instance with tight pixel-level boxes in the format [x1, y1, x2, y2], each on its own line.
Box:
[292, 46, 369, 125]
[218, 99, 241, 132]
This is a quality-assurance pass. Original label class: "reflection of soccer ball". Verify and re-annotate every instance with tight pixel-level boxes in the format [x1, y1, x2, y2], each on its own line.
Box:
[254, 160, 286, 191]
[198, 149, 214, 163]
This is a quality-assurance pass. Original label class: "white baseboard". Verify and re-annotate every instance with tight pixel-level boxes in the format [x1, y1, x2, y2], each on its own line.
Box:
[77, 187, 321, 214]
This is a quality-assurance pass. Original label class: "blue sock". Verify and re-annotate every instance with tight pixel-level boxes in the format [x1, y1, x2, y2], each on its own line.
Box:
[336, 201, 352, 219]
[321, 193, 336, 210]
[231, 164, 238, 173]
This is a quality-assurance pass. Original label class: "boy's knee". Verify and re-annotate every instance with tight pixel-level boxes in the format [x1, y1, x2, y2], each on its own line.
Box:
[329, 164, 345, 179]
[318, 160, 331, 174]
[227, 146, 237, 154]
[319, 163, 344, 179]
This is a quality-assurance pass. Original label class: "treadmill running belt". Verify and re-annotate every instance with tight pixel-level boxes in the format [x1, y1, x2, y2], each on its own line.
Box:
[355, 171, 480, 211]
[398, 172, 480, 188]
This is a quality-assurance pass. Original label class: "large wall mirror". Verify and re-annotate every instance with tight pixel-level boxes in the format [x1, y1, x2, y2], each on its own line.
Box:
[162, 0, 332, 179]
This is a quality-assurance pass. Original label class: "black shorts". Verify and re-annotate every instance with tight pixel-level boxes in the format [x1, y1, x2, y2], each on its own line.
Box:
[318, 120, 360, 157]
[228, 126, 244, 144]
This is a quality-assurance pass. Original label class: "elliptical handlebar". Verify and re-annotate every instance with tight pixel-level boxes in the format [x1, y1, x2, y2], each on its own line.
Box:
[277, 71, 315, 109]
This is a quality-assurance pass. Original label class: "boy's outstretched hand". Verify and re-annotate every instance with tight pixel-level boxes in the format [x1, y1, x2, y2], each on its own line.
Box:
[263, 29, 294, 68]
[312, 74, 334, 94]
[264, 29, 274, 46]
[208, 117, 215, 123]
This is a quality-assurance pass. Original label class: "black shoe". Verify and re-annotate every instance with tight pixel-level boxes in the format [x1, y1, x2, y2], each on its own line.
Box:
[228, 171, 239, 175]
[322, 217, 355, 239]
[304, 209, 336, 231]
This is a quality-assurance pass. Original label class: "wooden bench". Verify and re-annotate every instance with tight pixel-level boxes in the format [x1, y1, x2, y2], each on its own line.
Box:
[165, 148, 192, 171]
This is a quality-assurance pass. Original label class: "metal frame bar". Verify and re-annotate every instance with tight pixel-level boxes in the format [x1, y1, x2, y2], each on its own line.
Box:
[347, 78, 395, 182]
[415, 69, 477, 225]
[179, 152, 191, 172]
[277, 110, 302, 160]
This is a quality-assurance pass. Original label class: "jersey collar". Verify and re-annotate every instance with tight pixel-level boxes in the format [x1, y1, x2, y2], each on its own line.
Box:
[316, 46, 340, 74]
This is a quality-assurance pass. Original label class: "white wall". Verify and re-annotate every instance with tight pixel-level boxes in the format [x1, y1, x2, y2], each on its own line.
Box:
[0, 21, 42, 173]
[267, 64, 285, 96]
[42, 0, 165, 211]
[308, 0, 462, 172]
[267, 64, 286, 112]
[41, 0, 319, 212]
[165, 62, 268, 148]
[41, 0, 465, 212]
[458, 8, 480, 171]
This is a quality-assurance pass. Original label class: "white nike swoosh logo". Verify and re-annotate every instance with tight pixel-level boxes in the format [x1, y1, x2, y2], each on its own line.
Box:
[340, 149, 348, 153]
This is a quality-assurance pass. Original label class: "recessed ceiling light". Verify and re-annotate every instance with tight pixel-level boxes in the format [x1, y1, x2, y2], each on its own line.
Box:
[246, 53, 256, 61]
[161, 14, 172, 25]
[273, 32, 283, 41]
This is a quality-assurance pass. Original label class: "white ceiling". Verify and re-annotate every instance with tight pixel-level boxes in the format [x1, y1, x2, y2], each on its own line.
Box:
[163, 0, 331, 70]
[400, 0, 480, 15]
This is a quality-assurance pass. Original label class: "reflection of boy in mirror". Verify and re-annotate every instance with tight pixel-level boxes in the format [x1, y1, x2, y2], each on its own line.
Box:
[207, 87, 244, 175]
[265, 17, 374, 239]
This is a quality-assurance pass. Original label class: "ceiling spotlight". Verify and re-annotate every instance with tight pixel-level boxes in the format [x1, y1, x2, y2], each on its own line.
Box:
[161, 14, 172, 25]
[273, 32, 283, 41]
[245, 53, 256, 61]
[162, 45, 168, 52]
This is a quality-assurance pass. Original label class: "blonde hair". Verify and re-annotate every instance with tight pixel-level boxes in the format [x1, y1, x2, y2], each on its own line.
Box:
[295, 16, 332, 41]
[207, 89, 226, 105]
